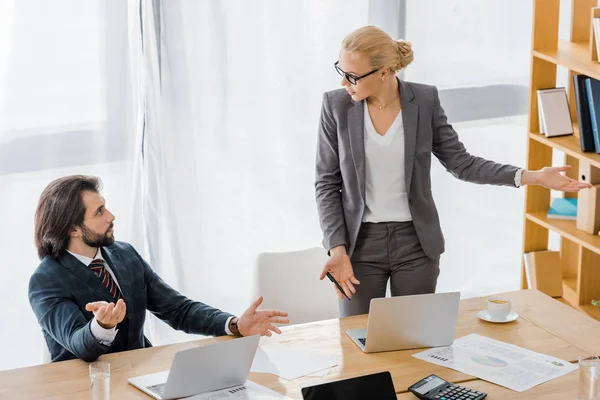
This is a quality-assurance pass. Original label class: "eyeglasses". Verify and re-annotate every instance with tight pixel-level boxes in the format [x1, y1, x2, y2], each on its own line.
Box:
[334, 61, 379, 85]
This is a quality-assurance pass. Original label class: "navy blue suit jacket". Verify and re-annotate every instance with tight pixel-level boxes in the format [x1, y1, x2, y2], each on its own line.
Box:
[29, 241, 233, 362]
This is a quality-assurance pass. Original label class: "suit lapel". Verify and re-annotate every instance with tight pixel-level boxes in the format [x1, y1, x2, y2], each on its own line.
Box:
[101, 246, 136, 345]
[348, 100, 366, 202]
[58, 252, 114, 303]
[400, 79, 418, 194]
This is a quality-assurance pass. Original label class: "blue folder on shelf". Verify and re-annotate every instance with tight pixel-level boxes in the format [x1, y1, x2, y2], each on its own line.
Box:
[547, 198, 578, 220]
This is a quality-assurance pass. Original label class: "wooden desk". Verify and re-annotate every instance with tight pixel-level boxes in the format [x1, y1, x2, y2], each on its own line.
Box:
[1, 290, 597, 399]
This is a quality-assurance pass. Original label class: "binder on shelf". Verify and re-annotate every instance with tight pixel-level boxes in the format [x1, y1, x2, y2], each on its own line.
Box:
[577, 184, 600, 234]
[579, 161, 600, 184]
[584, 78, 600, 153]
[536, 88, 573, 137]
[573, 74, 596, 152]
[547, 197, 578, 220]
[522, 251, 563, 298]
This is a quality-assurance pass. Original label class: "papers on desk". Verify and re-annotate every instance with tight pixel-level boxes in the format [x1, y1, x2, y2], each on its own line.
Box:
[412, 334, 577, 392]
[305, 367, 333, 378]
[187, 380, 291, 399]
[251, 343, 339, 380]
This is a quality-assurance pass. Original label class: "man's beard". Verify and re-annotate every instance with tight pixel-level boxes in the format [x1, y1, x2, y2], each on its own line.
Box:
[81, 223, 115, 247]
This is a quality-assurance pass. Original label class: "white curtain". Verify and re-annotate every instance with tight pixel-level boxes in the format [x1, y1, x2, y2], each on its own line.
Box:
[133, 0, 370, 344]
[0, 0, 370, 369]
[0, 0, 136, 370]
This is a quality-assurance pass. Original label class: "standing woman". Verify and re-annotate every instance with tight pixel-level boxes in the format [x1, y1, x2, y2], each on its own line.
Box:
[315, 26, 591, 317]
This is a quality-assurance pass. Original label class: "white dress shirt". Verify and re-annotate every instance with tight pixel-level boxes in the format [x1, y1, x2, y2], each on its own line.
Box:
[69, 248, 235, 346]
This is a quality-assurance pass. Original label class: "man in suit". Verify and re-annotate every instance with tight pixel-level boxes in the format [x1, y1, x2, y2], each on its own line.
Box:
[29, 175, 289, 362]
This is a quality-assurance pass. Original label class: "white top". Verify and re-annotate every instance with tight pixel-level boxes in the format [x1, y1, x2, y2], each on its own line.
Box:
[362, 103, 412, 223]
[68, 248, 235, 346]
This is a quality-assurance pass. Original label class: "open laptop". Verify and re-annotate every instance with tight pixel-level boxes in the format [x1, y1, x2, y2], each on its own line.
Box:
[128, 334, 260, 399]
[346, 292, 460, 353]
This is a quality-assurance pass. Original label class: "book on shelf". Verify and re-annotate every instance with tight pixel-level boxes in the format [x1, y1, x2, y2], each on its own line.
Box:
[523, 251, 563, 298]
[585, 78, 600, 153]
[536, 88, 573, 137]
[573, 75, 596, 152]
[594, 17, 600, 63]
[547, 197, 577, 220]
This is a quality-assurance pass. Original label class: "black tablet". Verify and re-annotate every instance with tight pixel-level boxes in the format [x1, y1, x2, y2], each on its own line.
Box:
[301, 371, 396, 400]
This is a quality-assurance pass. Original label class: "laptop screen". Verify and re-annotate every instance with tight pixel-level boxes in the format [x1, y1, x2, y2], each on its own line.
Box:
[301, 371, 397, 400]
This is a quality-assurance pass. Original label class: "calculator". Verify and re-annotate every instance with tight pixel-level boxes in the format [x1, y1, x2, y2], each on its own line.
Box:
[408, 374, 487, 400]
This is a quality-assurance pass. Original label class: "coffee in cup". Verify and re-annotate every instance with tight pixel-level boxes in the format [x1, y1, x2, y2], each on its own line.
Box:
[486, 296, 511, 320]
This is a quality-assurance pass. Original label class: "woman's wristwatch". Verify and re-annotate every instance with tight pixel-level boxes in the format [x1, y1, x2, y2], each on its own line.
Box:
[229, 317, 241, 336]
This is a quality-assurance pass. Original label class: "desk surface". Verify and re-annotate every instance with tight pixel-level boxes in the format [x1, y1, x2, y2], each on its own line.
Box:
[1, 289, 598, 400]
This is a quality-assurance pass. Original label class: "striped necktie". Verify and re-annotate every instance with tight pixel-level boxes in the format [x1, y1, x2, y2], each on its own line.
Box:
[89, 258, 122, 301]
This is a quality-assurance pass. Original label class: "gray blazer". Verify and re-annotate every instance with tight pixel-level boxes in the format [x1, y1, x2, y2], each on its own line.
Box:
[315, 79, 519, 259]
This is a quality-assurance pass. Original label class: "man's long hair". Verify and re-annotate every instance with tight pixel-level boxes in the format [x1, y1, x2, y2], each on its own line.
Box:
[34, 175, 101, 259]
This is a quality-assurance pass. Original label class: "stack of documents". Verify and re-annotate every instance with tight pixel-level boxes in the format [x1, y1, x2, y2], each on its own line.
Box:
[413, 334, 577, 392]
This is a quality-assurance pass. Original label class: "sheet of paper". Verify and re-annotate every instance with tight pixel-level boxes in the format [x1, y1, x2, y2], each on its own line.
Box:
[251, 343, 339, 380]
[186, 380, 291, 399]
[306, 367, 332, 378]
[412, 334, 577, 392]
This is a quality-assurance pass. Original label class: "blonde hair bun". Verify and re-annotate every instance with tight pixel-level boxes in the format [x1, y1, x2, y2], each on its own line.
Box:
[342, 26, 414, 73]
[396, 40, 414, 69]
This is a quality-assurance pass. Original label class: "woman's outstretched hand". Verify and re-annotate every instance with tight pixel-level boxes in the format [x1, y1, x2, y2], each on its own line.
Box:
[522, 166, 593, 192]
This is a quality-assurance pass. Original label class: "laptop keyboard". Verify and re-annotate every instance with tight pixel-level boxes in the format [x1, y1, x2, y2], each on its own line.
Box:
[147, 383, 165, 397]
[358, 338, 366, 346]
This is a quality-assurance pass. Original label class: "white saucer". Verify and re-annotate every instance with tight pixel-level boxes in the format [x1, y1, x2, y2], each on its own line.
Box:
[477, 310, 519, 323]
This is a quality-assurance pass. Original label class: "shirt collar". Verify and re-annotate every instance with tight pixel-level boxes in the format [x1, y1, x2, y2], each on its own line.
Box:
[67, 248, 104, 267]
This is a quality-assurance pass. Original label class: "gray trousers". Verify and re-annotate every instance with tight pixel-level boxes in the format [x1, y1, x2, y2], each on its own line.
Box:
[339, 221, 440, 317]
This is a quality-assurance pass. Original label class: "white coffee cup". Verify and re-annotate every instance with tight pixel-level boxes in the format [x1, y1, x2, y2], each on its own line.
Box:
[486, 296, 512, 320]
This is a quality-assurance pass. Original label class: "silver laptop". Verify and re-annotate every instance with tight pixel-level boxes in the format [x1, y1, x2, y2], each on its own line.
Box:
[128, 334, 260, 399]
[346, 292, 460, 353]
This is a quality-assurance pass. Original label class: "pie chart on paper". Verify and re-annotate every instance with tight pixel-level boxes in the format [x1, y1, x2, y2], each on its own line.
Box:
[470, 355, 508, 368]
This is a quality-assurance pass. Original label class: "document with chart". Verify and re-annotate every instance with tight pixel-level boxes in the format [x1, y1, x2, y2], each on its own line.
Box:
[187, 380, 291, 399]
[412, 334, 577, 392]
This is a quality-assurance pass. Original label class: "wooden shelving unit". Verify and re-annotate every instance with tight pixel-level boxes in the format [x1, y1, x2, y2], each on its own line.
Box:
[525, 211, 600, 254]
[533, 40, 600, 79]
[529, 129, 600, 169]
[523, 0, 600, 321]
